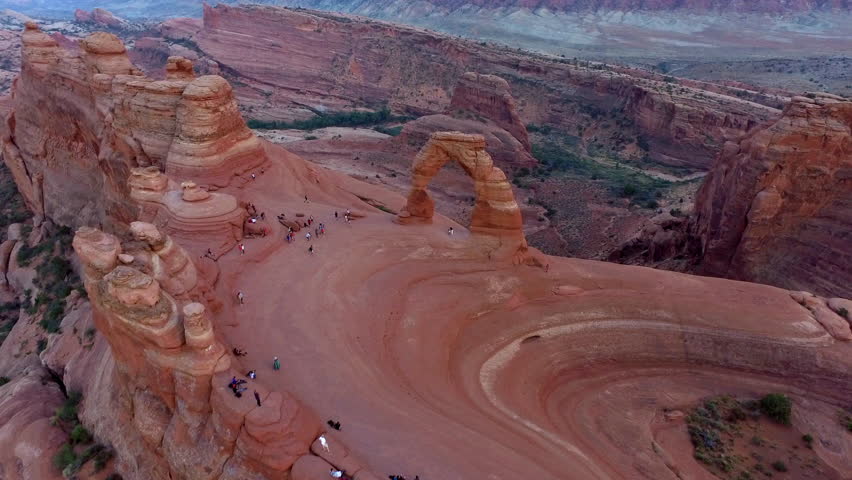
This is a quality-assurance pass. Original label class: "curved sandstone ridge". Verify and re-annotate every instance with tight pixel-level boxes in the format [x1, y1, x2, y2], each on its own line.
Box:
[0, 24, 266, 230]
[71, 225, 381, 480]
[693, 93, 852, 297]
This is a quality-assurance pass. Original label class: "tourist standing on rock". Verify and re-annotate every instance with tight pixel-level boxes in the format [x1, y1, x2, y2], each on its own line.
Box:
[335, 211, 339, 220]
[319, 435, 330, 452]
[448, 227, 454, 236]
[239, 243, 246, 254]
[330, 469, 343, 478]
[254, 390, 262, 406]
[247, 370, 256, 379]
[306, 232, 312, 241]
[273, 356, 280, 370]
[237, 291, 245, 305]
[304, 195, 309, 203]
[309, 245, 314, 255]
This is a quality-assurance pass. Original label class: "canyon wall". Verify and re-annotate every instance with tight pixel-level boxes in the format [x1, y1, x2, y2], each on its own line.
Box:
[692, 93, 852, 298]
[0, 23, 266, 232]
[135, 4, 780, 171]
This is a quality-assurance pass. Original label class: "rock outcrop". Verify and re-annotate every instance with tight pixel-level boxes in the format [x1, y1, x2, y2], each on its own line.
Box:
[398, 72, 536, 168]
[692, 93, 852, 298]
[70, 226, 378, 479]
[0, 24, 267, 231]
[74, 8, 127, 29]
[449, 72, 531, 152]
[129, 170, 246, 255]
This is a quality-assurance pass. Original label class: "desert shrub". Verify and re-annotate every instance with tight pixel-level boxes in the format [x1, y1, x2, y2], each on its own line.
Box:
[760, 393, 792, 424]
[106, 474, 124, 480]
[247, 106, 407, 131]
[0, 376, 9, 386]
[670, 208, 683, 217]
[771, 460, 788, 472]
[802, 433, 814, 448]
[373, 125, 403, 136]
[53, 443, 77, 471]
[838, 307, 849, 319]
[70, 424, 92, 444]
[304, 135, 318, 140]
[55, 391, 81, 423]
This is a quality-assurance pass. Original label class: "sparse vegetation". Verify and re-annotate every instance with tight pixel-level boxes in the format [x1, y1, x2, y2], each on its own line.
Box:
[531, 139, 672, 207]
[248, 106, 411, 131]
[802, 433, 814, 449]
[50, 391, 114, 475]
[373, 125, 404, 136]
[0, 376, 9, 386]
[771, 460, 788, 472]
[760, 393, 792, 425]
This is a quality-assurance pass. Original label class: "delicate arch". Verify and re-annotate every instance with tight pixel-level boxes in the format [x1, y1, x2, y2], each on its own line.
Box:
[396, 132, 523, 236]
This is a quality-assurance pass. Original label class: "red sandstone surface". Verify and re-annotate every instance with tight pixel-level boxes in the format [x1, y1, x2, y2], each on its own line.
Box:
[0, 20, 850, 480]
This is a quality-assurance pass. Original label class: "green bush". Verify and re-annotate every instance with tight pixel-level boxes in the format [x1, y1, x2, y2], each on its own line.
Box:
[70, 424, 92, 444]
[0, 376, 9, 386]
[373, 125, 403, 136]
[802, 433, 814, 448]
[53, 443, 77, 471]
[55, 391, 81, 422]
[247, 106, 406, 131]
[771, 460, 788, 472]
[760, 393, 792, 424]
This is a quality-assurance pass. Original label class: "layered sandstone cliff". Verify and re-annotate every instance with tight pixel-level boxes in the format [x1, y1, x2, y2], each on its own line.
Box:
[398, 72, 535, 168]
[0, 23, 266, 231]
[692, 93, 852, 298]
[134, 4, 779, 171]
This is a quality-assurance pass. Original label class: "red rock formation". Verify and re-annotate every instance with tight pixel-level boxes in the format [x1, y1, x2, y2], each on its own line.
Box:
[0, 24, 267, 231]
[134, 4, 778, 171]
[692, 93, 851, 298]
[74, 8, 127, 29]
[449, 72, 531, 152]
[397, 132, 542, 265]
[398, 72, 536, 168]
[70, 226, 379, 479]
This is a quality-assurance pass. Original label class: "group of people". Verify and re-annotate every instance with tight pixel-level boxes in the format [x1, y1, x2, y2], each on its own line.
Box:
[227, 372, 262, 406]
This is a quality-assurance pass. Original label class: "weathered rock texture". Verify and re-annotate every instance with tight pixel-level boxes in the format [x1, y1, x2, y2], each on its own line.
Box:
[692, 93, 852, 298]
[134, 4, 780, 171]
[70, 226, 375, 479]
[129, 168, 246, 255]
[0, 23, 266, 231]
[398, 72, 536, 168]
[449, 72, 531, 152]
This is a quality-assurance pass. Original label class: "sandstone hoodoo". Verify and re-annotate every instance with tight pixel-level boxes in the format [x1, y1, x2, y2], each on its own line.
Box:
[692, 92, 852, 298]
[0, 24, 267, 231]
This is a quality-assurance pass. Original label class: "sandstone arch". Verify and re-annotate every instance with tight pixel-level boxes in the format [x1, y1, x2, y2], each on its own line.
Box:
[397, 132, 523, 235]
[397, 132, 544, 266]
